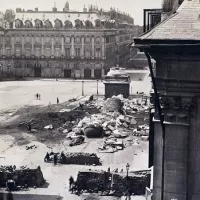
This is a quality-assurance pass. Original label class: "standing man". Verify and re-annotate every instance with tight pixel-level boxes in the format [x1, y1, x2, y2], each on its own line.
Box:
[57, 97, 59, 104]
[69, 176, 74, 190]
[28, 124, 32, 132]
[53, 154, 58, 165]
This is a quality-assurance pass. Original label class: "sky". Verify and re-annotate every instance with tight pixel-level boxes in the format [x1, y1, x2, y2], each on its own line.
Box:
[0, 0, 162, 25]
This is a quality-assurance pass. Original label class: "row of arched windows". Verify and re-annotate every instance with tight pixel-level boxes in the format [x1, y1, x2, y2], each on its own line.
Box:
[15, 19, 102, 29]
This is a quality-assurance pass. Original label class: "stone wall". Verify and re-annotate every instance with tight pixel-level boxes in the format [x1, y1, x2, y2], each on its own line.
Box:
[76, 169, 150, 195]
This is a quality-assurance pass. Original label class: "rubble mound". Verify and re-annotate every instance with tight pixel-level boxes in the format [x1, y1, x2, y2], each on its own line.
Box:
[76, 169, 150, 196]
[60, 152, 101, 166]
[0, 165, 45, 187]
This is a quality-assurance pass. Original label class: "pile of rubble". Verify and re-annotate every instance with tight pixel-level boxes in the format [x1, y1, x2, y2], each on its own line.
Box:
[46, 152, 101, 166]
[0, 165, 45, 187]
[75, 169, 151, 196]
[54, 94, 150, 152]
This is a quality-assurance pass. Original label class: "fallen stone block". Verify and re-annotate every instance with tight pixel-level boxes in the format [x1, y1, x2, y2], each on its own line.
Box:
[123, 122, 128, 128]
[108, 125, 115, 131]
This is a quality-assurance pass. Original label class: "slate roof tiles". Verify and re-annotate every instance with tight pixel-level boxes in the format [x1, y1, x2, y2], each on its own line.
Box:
[139, 0, 200, 40]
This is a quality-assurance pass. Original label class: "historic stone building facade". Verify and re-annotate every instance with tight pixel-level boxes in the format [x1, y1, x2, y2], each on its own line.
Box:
[0, 3, 138, 79]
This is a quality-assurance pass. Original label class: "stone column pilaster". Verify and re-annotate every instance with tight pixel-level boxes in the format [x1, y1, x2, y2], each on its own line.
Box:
[71, 36, 74, 58]
[41, 36, 44, 56]
[102, 36, 105, 59]
[61, 36, 64, 56]
[31, 36, 34, 55]
[92, 36, 95, 59]
[51, 36, 54, 56]
[81, 35, 84, 59]
[2, 35, 5, 55]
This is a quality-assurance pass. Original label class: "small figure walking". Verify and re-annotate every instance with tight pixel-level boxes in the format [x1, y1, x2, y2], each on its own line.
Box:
[69, 176, 74, 190]
[28, 124, 32, 132]
[38, 94, 41, 100]
[36, 93, 39, 100]
[57, 97, 59, 104]
[44, 152, 50, 162]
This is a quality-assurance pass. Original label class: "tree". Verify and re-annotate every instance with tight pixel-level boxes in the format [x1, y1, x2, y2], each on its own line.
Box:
[4, 10, 15, 22]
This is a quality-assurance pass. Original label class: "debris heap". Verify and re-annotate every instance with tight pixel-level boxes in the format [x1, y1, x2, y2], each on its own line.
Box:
[76, 169, 150, 195]
[0, 166, 45, 187]
[47, 152, 102, 166]
[62, 152, 101, 165]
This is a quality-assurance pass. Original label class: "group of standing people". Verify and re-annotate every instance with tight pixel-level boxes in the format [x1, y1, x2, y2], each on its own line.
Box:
[35, 93, 60, 104]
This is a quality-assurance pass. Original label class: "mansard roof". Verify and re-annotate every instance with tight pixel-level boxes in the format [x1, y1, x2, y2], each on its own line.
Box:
[15, 11, 109, 27]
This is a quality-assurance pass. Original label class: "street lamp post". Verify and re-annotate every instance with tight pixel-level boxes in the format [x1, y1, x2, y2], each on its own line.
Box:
[126, 163, 130, 199]
[82, 81, 84, 96]
[126, 163, 130, 183]
[97, 79, 99, 95]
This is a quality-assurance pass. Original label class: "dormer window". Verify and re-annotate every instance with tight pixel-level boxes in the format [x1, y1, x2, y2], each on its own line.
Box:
[35, 19, 43, 28]
[54, 19, 63, 29]
[15, 19, 23, 28]
[25, 20, 33, 28]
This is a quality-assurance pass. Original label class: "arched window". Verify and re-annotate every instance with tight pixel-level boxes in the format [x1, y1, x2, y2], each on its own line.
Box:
[25, 62, 32, 68]
[75, 19, 83, 28]
[44, 20, 53, 28]
[95, 36, 101, 44]
[85, 36, 91, 44]
[35, 36, 41, 43]
[95, 20, 101, 28]
[34, 62, 41, 67]
[54, 19, 63, 29]
[85, 20, 93, 29]
[5, 36, 11, 43]
[15, 36, 21, 43]
[55, 36, 61, 44]
[34, 19, 43, 28]
[64, 20, 73, 28]
[65, 36, 71, 43]
[15, 19, 23, 28]
[45, 36, 51, 43]
[75, 36, 81, 44]
[24, 20, 33, 28]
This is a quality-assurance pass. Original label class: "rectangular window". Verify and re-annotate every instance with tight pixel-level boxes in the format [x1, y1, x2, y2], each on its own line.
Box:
[106, 37, 109, 43]
[85, 50, 91, 58]
[16, 36, 21, 43]
[16, 48, 21, 57]
[45, 48, 51, 57]
[55, 48, 61, 57]
[6, 49, 11, 56]
[65, 48, 71, 58]
[75, 48, 80, 57]
[95, 48, 101, 58]
[35, 48, 41, 57]
[6, 36, 11, 43]
[25, 36, 31, 43]
[25, 49, 31, 57]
